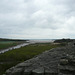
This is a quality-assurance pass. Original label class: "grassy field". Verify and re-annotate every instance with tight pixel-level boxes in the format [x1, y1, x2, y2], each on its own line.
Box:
[0, 41, 25, 50]
[0, 43, 64, 75]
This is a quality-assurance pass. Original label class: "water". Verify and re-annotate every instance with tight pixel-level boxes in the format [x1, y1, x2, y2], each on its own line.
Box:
[29, 39, 55, 43]
[0, 39, 55, 54]
[0, 43, 31, 54]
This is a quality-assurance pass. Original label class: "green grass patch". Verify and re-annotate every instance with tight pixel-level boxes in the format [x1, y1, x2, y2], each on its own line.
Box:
[0, 41, 24, 50]
[0, 43, 64, 75]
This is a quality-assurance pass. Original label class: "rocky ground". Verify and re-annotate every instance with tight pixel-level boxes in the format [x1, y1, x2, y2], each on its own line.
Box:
[4, 42, 75, 75]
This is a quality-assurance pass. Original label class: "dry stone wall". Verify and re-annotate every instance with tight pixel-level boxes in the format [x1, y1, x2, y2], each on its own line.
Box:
[4, 42, 75, 75]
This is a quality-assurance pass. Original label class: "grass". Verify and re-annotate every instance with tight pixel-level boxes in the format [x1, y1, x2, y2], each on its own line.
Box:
[0, 43, 64, 75]
[0, 41, 25, 50]
[0, 62, 18, 75]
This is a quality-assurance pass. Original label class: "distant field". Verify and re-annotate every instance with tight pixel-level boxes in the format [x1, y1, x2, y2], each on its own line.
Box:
[0, 41, 25, 50]
[0, 43, 64, 75]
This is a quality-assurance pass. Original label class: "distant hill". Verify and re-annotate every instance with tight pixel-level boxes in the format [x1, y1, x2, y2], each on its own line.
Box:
[0, 38, 28, 41]
[54, 38, 73, 43]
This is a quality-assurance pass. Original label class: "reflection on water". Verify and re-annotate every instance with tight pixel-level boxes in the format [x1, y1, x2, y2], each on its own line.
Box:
[0, 43, 30, 54]
[0, 39, 54, 54]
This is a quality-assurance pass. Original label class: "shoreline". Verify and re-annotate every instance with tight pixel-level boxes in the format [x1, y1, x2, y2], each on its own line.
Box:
[0, 39, 54, 54]
[0, 40, 54, 54]
[0, 43, 31, 54]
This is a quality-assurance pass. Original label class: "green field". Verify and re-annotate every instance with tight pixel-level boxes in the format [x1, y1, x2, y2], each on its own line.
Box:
[0, 43, 64, 75]
[0, 41, 25, 50]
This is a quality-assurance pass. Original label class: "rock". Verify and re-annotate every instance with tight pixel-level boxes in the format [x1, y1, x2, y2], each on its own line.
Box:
[6, 69, 12, 75]
[45, 69, 58, 75]
[10, 68, 23, 75]
[15, 62, 32, 68]
[59, 54, 75, 75]
[58, 65, 75, 71]
[58, 73, 72, 75]
[67, 55, 74, 61]
[60, 59, 68, 65]
[32, 67, 44, 75]
[4, 41, 75, 75]
[23, 68, 32, 75]
[6, 67, 14, 75]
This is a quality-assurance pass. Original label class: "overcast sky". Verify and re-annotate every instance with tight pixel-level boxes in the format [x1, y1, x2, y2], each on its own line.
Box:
[0, 0, 75, 39]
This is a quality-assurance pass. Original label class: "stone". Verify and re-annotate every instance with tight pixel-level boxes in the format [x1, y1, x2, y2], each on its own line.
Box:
[45, 68, 58, 75]
[60, 59, 68, 65]
[32, 67, 44, 75]
[6, 67, 14, 74]
[58, 65, 75, 71]
[59, 54, 75, 75]
[67, 55, 74, 61]
[15, 62, 32, 68]
[23, 68, 32, 75]
[10, 68, 23, 75]
[58, 73, 72, 75]
[71, 59, 75, 65]
[4, 41, 75, 75]
[6, 69, 12, 75]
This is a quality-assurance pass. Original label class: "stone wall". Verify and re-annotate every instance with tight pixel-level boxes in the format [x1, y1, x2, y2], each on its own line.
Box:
[4, 42, 75, 75]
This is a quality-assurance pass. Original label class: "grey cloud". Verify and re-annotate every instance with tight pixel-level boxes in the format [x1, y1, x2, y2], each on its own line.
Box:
[0, 0, 75, 39]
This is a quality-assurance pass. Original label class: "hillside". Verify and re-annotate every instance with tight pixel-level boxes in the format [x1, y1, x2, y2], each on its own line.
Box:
[54, 38, 73, 43]
[4, 41, 75, 75]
